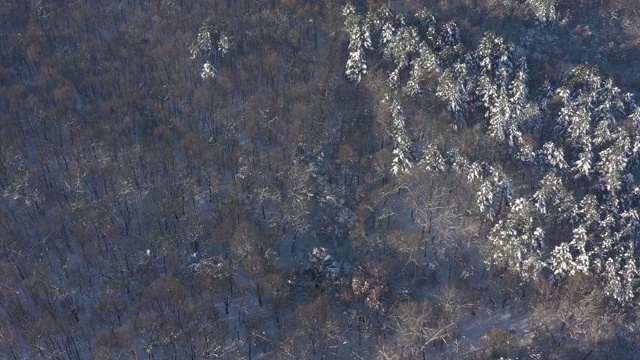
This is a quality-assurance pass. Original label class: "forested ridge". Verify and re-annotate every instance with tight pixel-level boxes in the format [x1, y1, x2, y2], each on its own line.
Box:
[2, 0, 640, 358]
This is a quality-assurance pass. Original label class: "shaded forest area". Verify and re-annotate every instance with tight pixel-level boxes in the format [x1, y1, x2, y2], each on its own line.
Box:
[1, 0, 640, 358]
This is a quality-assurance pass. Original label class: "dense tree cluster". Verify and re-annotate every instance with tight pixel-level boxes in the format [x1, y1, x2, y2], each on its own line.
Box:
[2, 0, 640, 359]
[344, 3, 640, 305]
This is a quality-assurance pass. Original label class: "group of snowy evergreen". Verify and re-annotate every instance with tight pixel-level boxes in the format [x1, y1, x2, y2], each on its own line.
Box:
[343, 4, 640, 303]
[189, 22, 231, 80]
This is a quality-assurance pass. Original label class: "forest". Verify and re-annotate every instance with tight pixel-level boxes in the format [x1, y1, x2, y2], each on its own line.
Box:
[1, 0, 640, 358]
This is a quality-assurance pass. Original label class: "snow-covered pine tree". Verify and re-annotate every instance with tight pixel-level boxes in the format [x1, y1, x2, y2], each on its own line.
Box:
[343, 4, 372, 83]
[366, 4, 392, 43]
[420, 144, 445, 173]
[471, 32, 530, 147]
[549, 195, 597, 277]
[486, 91, 511, 142]
[382, 95, 413, 175]
[488, 198, 545, 279]
[201, 61, 216, 80]
[414, 8, 436, 38]
[596, 128, 631, 193]
[379, 17, 418, 88]
[436, 68, 468, 119]
[435, 21, 463, 67]
[525, 0, 557, 22]
[507, 58, 529, 149]
[190, 23, 214, 59]
[404, 43, 439, 97]
[470, 162, 513, 218]
[531, 172, 574, 217]
[541, 142, 569, 170]
[437, 21, 460, 51]
[345, 48, 368, 83]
